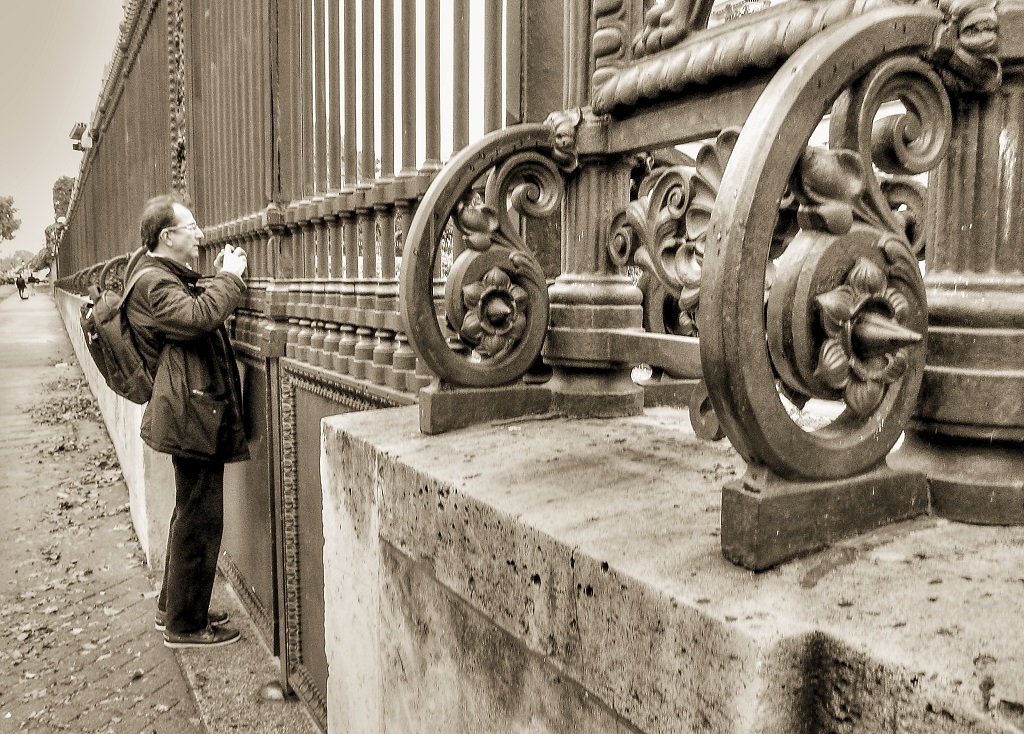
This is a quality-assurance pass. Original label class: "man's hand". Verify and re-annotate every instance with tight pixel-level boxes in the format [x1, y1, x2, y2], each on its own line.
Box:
[217, 244, 247, 278]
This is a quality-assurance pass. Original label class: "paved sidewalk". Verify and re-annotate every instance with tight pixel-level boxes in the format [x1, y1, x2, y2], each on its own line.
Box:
[0, 284, 204, 733]
[0, 286, 318, 734]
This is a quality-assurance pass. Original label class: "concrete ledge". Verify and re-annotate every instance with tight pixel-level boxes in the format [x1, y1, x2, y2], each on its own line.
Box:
[53, 288, 174, 571]
[322, 406, 1024, 733]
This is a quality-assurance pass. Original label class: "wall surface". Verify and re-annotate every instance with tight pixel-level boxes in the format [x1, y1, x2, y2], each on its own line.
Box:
[54, 289, 174, 571]
[322, 405, 1024, 734]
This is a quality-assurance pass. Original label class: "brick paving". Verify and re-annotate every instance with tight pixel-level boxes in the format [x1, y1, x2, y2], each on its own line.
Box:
[0, 285, 204, 734]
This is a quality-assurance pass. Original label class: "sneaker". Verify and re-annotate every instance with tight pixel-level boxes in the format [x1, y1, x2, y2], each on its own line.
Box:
[155, 609, 229, 632]
[164, 624, 241, 649]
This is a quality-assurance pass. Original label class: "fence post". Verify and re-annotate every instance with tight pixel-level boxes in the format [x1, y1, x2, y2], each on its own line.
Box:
[541, 0, 644, 417]
[892, 33, 1024, 524]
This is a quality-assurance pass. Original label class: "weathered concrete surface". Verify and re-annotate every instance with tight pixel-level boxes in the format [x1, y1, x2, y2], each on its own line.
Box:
[54, 288, 175, 572]
[323, 405, 1024, 734]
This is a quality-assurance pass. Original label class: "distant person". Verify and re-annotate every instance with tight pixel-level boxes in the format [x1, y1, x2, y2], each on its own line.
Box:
[27, 274, 37, 296]
[123, 193, 249, 649]
[15, 273, 26, 299]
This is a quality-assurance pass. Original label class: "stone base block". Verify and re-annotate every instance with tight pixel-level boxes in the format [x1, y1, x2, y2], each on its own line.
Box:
[637, 376, 699, 408]
[417, 381, 554, 434]
[891, 431, 1024, 525]
[721, 463, 929, 572]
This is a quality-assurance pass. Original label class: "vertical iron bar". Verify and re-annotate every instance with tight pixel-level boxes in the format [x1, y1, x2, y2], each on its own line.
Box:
[314, 0, 328, 194]
[191, 0, 207, 215]
[244, 0, 258, 215]
[371, 0, 398, 386]
[379, 0, 396, 282]
[327, 0, 343, 279]
[484, 0, 502, 133]
[505, 0, 522, 127]
[235, 0, 247, 219]
[359, 0, 376, 281]
[301, 0, 316, 279]
[359, 0, 375, 192]
[328, 0, 342, 191]
[260, 0, 272, 206]
[379, 0, 395, 184]
[343, 0, 359, 280]
[343, 0, 357, 190]
[277, 0, 295, 204]
[225, 0, 236, 220]
[213, 0, 225, 223]
[399, 0, 416, 176]
[452, 0, 470, 155]
[423, 0, 441, 170]
[223, 0, 234, 222]
[314, 0, 329, 279]
[451, 0, 470, 259]
[288, 0, 304, 276]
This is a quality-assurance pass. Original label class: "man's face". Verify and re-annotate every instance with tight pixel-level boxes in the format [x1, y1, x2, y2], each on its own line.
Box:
[161, 203, 204, 265]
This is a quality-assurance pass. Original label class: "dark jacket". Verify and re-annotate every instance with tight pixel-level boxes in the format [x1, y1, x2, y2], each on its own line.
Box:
[124, 255, 249, 462]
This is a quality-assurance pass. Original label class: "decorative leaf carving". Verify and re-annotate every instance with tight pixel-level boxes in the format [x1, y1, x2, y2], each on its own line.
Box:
[814, 339, 851, 390]
[844, 378, 885, 416]
[930, 0, 1000, 91]
[846, 258, 886, 298]
[816, 285, 858, 337]
[610, 130, 736, 336]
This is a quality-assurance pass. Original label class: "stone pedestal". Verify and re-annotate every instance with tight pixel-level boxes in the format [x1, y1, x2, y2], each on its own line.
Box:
[320, 405, 1024, 734]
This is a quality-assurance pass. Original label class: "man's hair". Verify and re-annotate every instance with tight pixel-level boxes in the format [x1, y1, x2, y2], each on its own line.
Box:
[140, 193, 189, 251]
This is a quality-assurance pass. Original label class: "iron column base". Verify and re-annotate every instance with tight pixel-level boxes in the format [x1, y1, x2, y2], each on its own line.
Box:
[890, 431, 1024, 525]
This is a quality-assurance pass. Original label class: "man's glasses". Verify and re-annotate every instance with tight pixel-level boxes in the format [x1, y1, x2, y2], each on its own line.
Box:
[164, 222, 201, 233]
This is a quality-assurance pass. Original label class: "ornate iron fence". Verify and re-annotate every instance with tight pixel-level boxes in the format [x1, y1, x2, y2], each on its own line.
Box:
[55, 0, 559, 728]
[53, 0, 1024, 726]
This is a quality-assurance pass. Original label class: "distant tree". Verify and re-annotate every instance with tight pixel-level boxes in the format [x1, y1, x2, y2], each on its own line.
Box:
[0, 196, 21, 242]
[29, 238, 53, 270]
[0, 250, 34, 272]
[52, 177, 75, 220]
[30, 177, 77, 270]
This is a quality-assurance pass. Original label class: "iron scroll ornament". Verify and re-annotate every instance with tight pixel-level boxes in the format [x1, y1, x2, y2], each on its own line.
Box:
[698, 6, 960, 481]
[400, 124, 568, 388]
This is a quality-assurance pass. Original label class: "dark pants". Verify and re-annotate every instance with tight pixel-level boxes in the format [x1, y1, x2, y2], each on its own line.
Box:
[158, 455, 225, 633]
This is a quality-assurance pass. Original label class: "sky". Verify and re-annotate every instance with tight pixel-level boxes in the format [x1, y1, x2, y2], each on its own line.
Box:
[0, 1, 127, 260]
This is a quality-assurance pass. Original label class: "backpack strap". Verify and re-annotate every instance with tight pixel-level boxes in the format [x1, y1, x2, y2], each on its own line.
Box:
[118, 267, 154, 311]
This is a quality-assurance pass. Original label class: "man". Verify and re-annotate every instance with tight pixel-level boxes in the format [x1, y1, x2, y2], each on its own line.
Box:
[15, 272, 26, 299]
[124, 193, 248, 648]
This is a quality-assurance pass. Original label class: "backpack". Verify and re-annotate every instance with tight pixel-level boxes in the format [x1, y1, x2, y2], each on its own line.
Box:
[80, 267, 154, 404]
